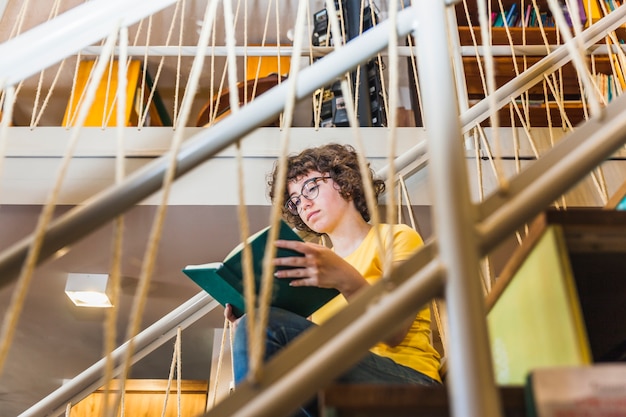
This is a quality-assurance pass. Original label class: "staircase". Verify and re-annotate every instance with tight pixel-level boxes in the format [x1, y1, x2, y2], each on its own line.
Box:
[2, 1, 626, 417]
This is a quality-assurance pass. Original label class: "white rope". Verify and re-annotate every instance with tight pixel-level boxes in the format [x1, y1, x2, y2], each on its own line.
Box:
[102, 58, 136, 127]
[548, 0, 603, 117]
[229, 321, 235, 389]
[207, 1, 243, 126]
[28, 0, 63, 128]
[511, 106, 521, 176]
[66, 54, 99, 127]
[0, 85, 15, 199]
[224, 0, 261, 385]
[100, 26, 129, 417]
[520, 0, 531, 125]
[373, 0, 391, 121]
[606, 38, 624, 97]
[477, 0, 508, 191]
[476, 126, 502, 186]
[351, 1, 366, 119]
[101, 56, 116, 128]
[242, 0, 248, 106]
[139, 0, 183, 128]
[323, 0, 385, 259]
[207, 16, 217, 126]
[473, 128, 485, 203]
[248, 0, 308, 383]
[472, 126, 498, 292]
[64, 51, 83, 128]
[0, 26, 119, 376]
[111, 3, 219, 414]
[382, 0, 400, 276]
[177, 327, 182, 417]
[119, 388, 126, 417]
[29, 59, 66, 128]
[172, 0, 187, 127]
[224, 0, 240, 115]
[105, 17, 151, 128]
[160, 330, 180, 417]
[497, 0, 534, 129]
[100, 26, 128, 416]
[273, 0, 284, 128]
[210, 319, 230, 408]
[7, 0, 31, 40]
[139, 15, 154, 128]
[311, 0, 330, 130]
[250, 0, 275, 101]
[542, 73, 575, 130]
[462, 0, 488, 96]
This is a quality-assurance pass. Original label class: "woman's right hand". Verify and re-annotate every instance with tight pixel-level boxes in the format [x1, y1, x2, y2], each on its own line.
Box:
[224, 303, 241, 329]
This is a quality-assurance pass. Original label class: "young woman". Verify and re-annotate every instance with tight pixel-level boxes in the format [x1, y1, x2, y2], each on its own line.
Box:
[225, 143, 441, 416]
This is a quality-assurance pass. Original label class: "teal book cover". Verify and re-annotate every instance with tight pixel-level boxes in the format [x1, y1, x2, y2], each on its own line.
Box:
[183, 220, 339, 318]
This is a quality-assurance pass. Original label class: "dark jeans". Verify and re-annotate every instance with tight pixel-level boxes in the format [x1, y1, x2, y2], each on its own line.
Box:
[233, 307, 440, 417]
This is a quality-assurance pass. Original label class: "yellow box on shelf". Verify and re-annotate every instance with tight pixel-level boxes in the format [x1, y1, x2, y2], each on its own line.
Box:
[245, 49, 291, 81]
[63, 59, 171, 127]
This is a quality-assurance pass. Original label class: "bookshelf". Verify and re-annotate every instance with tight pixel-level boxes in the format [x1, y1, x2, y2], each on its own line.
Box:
[421, 0, 626, 127]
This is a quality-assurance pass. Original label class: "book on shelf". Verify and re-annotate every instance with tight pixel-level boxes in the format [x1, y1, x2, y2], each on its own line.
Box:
[582, 0, 603, 26]
[505, 2, 518, 27]
[488, 0, 591, 28]
[182, 220, 339, 318]
[525, 364, 626, 417]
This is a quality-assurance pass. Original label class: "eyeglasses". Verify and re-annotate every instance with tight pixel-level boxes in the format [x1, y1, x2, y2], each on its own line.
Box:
[285, 176, 331, 215]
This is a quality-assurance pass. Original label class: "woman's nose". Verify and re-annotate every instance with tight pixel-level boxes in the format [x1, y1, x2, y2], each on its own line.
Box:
[301, 197, 313, 212]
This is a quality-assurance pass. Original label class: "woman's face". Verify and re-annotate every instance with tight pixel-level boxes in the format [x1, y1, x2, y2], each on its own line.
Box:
[287, 171, 351, 234]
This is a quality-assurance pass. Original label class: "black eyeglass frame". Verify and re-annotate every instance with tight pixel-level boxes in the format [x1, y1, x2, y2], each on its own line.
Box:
[284, 176, 331, 215]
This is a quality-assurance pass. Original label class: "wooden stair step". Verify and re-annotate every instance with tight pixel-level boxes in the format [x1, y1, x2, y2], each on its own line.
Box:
[319, 384, 527, 417]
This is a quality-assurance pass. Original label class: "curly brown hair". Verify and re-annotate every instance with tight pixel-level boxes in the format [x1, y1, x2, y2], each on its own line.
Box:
[268, 143, 385, 233]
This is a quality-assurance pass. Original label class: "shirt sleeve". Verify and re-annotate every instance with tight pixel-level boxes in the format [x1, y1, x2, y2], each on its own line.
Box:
[385, 224, 424, 263]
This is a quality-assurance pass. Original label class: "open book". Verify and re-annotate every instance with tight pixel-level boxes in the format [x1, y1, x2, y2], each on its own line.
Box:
[183, 220, 339, 318]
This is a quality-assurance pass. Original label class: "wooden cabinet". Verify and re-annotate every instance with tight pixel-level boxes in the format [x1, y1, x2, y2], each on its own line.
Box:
[70, 380, 209, 417]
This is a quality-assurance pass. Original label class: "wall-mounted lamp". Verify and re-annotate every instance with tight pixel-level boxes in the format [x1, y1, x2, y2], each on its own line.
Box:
[65, 273, 113, 308]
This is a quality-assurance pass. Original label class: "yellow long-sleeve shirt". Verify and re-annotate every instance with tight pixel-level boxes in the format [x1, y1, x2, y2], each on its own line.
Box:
[311, 223, 441, 383]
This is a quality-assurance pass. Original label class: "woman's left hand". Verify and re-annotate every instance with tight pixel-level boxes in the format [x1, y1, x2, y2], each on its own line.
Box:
[272, 240, 367, 300]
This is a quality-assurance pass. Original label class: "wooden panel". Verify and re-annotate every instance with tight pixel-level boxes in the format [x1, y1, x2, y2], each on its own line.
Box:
[542, 210, 626, 362]
[487, 225, 592, 385]
[70, 379, 208, 417]
[467, 100, 589, 127]
[463, 56, 614, 97]
[459, 27, 626, 46]
[459, 26, 562, 46]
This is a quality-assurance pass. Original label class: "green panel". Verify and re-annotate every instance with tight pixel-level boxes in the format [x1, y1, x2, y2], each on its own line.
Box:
[488, 226, 591, 385]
